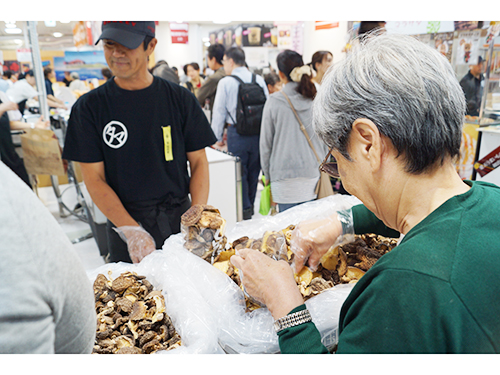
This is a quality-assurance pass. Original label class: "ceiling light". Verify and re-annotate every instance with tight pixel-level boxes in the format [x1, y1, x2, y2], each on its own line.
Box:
[5, 28, 22, 34]
[204, 42, 210, 47]
[202, 37, 210, 42]
[213, 21, 231, 25]
[53, 32, 63, 37]
[14, 39, 23, 45]
[44, 21, 56, 27]
[59, 21, 71, 24]
[5, 22, 17, 28]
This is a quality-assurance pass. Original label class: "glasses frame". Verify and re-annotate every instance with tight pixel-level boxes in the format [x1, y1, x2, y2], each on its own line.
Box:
[319, 146, 340, 178]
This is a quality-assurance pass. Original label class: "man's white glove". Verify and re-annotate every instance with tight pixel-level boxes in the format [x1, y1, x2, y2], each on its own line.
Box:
[113, 225, 156, 263]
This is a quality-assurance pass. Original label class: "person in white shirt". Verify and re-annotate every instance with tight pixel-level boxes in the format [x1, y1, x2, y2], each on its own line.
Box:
[211, 47, 269, 220]
[68, 72, 89, 93]
[7, 70, 66, 114]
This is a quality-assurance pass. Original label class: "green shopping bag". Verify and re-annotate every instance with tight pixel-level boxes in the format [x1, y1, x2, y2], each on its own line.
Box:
[259, 175, 272, 216]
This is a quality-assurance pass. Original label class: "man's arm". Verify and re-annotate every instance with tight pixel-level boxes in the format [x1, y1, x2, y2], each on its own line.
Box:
[196, 76, 216, 107]
[79, 161, 138, 227]
[187, 148, 210, 206]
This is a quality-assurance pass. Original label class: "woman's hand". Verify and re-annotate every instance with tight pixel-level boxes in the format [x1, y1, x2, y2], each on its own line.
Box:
[231, 249, 304, 320]
[34, 115, 50, 129]
[291, 213, 343, 273]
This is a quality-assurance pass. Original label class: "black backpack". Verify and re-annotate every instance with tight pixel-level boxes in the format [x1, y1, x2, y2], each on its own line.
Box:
[228, 74, 267, 136]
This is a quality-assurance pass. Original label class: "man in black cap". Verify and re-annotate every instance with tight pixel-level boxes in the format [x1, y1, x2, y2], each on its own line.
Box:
[460, 56, 485, 116]
[62, 21, 217, 264]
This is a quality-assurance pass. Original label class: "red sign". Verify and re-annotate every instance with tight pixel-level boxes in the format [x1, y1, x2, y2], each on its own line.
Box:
[315, 21, 339, 30]
[170, 23, 189, 44]
[85, 21, 93, 46]
[474, 144, 500, 177]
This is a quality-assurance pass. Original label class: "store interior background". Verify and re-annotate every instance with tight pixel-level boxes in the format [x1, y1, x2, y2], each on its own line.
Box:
[0, 21, 348, 77]
[2, 19, 499, 271]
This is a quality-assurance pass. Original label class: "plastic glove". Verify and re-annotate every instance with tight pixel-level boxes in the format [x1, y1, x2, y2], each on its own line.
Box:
[230, 249, 304, 320]
[291, 213, 344, 273]
[113, 225, 156, 264]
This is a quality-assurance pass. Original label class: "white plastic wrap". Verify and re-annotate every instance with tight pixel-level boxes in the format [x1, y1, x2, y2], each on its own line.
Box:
[86, 253, 224, 354]
[159, 194, 362, 353]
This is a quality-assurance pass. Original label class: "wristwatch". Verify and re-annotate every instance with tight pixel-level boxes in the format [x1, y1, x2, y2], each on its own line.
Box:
[273, 309, 312, 333]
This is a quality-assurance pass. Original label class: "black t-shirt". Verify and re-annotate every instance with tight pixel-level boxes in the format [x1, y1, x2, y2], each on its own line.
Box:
[62, 76, 217, 204]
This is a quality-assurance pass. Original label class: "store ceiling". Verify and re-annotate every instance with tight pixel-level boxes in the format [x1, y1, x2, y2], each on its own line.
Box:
[0, 21, 262, 51]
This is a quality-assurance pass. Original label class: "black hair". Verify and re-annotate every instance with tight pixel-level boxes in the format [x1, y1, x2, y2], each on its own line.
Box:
[183, 62, 200, 76]
[224, 47, 245, 66]
[310, 51, 332, 72]
[43, 67, 52, 79]
[208, 43, 225, 65]
[101, 67, 112, 79]
[25, 70, 34, 77]
[264, 72, 280, 87]
[143, 35, 154, 51]
[3, 70, 12, 79]
[277, 50, 316, 99]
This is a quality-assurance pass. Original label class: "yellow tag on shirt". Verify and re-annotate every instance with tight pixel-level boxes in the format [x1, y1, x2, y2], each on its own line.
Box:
[162, 126, 173, 161]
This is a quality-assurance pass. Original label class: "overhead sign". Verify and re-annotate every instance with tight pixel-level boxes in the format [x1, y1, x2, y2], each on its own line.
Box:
[170, 23, 189, 44]
[386, 21, 455, 35]
[315, 21, 339, 30]
[16, 48, 32, 62]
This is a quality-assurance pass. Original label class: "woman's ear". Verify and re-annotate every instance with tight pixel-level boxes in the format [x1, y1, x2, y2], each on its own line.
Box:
[350, 118, 383, 173]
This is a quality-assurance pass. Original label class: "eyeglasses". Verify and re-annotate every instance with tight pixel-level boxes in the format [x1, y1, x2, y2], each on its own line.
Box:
[319, 146, 340, 178]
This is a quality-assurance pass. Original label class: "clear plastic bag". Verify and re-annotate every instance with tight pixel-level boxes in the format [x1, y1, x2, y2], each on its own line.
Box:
[86, 253, 223, 354]
[158, 194, 362, 353]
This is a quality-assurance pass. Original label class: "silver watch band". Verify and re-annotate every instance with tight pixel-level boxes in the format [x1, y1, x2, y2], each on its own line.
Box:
[273, 309, 312, 333]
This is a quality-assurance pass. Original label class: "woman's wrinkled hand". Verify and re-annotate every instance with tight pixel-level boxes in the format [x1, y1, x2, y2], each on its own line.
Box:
[231, 249, 304, 320]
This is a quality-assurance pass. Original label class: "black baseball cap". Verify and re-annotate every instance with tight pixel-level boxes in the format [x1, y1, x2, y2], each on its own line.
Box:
[96, 21, 155, 50]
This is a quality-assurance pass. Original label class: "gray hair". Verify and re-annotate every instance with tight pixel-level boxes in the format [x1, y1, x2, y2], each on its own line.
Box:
[313, 32, 466, 174]
[70, 72, 80, 80]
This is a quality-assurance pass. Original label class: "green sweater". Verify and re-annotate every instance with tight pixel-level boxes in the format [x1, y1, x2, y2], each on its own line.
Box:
[278, 181, 500, 353]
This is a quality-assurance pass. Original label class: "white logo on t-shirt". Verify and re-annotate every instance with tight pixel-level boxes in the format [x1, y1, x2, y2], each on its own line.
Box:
[103, 121, 128, 149]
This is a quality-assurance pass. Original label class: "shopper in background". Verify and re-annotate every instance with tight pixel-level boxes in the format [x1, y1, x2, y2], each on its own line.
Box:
[264, 72, 282, 94]
[101, 67, 113, 81]
[62, 21, 216, 264]
[260, 50, 326, 213]
[231, 33, 500, 354]
[310, 51, 333, 88]
[150, 60, 180, 85]
[211, 47, 269, 220]
[43, 67, 67, 109]
[2, 70, 15, 89]
[182, 62, 204, 97]
[6, 70, 66, 114]
[0, 161, 96, 354]
[62, 71, 72, 86]
[68, 72, 88, 93]
[197, 43, 226, 118]
[459, 56, 485, 116]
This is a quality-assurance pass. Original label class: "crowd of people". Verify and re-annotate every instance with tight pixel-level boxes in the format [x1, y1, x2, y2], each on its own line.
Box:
[1, 20, 499, 355]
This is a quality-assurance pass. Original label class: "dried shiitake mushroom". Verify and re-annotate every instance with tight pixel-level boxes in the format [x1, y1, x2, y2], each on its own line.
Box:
[92, 271, 181, 354]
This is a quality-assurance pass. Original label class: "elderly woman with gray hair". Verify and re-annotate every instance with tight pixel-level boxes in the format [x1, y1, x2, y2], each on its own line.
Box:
[259, 49, 328, 212]
[231, 33, 500, 353]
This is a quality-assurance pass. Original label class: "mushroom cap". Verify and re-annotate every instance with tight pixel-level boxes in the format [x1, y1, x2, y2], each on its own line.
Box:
[181, 204, 220, 226]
